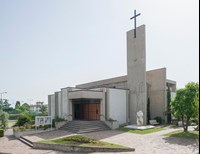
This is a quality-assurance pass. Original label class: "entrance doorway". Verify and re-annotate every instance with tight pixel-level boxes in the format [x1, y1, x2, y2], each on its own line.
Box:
[73, 99, 100, 120]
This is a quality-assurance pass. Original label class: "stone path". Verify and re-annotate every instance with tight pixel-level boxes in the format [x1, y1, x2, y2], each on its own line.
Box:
[0, 129, 63, 154]
[82, 126, 199, 154]
[0, 126, 199, 154]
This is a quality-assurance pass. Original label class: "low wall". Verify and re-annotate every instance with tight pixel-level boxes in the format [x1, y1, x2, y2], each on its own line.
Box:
[33, 142, 135, 153]
[105, 121, 119, 130]
[13, 128, 55, 138]
[55, 121, 68, 129]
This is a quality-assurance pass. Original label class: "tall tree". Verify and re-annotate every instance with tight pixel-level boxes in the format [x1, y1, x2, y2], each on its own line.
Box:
[0, 108, 9, 130]
[171, 82, 199, 132]
[40, 105, 48, 115]
[21, 103, 30, 112]
[0, 99, 10, 110]
[15, 101, 21, 109]
[167, 86, 172, 124]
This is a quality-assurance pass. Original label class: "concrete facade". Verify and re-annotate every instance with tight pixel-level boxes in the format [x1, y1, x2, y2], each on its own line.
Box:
[127, 25, 147, 125]
[61, 88, 69, 120]
[48, 25, 176, 126]
[107, 88, 128, 125]
[48, 94, 55, 118]
[76, 76, 128, 89]
[146, 68, 166, 120]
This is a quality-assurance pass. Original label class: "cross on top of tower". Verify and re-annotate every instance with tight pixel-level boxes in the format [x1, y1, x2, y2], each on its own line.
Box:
[130, 10, 141, 38]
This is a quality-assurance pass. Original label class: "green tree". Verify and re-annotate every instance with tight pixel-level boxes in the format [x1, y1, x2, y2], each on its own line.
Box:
[167, 86, 172, 124]
[40, 105, 48, 115]
[15, 101, 21, 109]
[21, 103, 30, 112]
[171, 82, 199, 132]
[0, 99, 11, 111]
[0, 109, 9, 130]
[15, 102, 30, 113]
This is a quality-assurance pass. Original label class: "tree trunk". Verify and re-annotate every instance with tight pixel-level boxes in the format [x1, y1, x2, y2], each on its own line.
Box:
[183, 117, 190, 132]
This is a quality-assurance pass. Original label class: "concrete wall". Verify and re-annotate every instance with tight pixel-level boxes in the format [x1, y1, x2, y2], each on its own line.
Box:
[48, 95, 51, 116]
[55, 92, 60, 117]
[107, 88, 127, 125]
[76, 76, 128, 89]
[146, 68, 166, 121]
[68, 90, 103, 99]
[127, 25, 147, 125]
[61, 88, 69, 120]
[58, 92, 62, 118]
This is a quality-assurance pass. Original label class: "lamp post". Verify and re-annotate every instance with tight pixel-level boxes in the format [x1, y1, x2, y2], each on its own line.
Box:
[0, 92, 7, 109]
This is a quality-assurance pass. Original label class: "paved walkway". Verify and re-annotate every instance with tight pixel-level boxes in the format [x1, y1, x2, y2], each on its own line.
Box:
[0, 127, 199, 154]
[83, 127, 199, 154]
[0, 129, 63, 154]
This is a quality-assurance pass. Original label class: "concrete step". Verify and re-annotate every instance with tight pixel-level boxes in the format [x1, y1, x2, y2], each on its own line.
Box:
[18, 136, 33, 147]
[59, 121, 110, 133]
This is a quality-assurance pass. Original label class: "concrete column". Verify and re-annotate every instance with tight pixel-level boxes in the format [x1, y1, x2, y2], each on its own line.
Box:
[61, 88, 69, 120]
[68, 100, 73, 121]
[48, 95, 51, 116]
[100, 88, 106, 121]
[50, 94, 55, 118]
[127, 25, 147, 125]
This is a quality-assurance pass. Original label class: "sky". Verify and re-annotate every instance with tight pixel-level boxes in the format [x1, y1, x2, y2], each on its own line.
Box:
[0, 0, 199, 106]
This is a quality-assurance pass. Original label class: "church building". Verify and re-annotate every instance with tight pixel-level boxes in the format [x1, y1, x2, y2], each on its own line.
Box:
[48, 24, 176, 126]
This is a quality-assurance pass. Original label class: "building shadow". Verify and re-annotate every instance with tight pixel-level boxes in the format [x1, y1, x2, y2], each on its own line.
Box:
[5, 135, 17, 141]
[163, 136, 199, 153]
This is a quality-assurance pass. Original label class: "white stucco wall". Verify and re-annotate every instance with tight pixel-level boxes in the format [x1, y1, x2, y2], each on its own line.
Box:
[50, 94, 55, 118]
[58, 91, 62, 118]
[61, 88, 68, 120]
[48, 95, 51, 116]
[107, 88, 127, 125]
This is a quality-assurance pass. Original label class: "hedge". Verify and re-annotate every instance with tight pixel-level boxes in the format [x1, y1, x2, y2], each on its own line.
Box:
[0, 129, 4, 137]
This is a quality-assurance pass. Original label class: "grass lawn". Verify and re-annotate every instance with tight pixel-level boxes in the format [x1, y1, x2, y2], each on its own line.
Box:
[39, 135, 130, 149]
[117, 127, 165, 134]
[164, 130, 199, 140]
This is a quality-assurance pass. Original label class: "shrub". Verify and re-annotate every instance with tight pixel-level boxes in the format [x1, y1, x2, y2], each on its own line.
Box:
[13, 126, 26, 131]
[0, 109, 9, 130]
[52, 119, 55, 128]
[0, 129, 4, 137]
[64, 135, 96, 143]
[43, 125, 51, 130]
[154, 116, 163, 124]
[14, 114, 32, 127]
[54, 116, 65, 122]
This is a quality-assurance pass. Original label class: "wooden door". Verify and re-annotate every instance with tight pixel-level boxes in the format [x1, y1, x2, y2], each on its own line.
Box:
[96, 104, 100, 120]
[88, 103, 100, 120]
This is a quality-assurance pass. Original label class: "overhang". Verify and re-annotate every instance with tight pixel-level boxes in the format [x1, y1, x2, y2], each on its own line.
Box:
[68, 90, 103, 99]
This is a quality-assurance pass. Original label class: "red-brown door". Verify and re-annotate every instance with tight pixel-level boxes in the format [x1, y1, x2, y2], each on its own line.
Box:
[87, 103, 100, 120]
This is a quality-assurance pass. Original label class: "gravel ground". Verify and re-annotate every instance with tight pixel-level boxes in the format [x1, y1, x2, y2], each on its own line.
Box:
[0, 127, 198, 154]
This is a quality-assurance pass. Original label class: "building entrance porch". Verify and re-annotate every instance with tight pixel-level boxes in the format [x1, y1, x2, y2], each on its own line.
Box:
[73, 99, 100, 121]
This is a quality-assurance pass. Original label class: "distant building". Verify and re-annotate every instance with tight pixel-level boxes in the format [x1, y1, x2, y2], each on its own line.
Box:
[30, 102, 48, 113]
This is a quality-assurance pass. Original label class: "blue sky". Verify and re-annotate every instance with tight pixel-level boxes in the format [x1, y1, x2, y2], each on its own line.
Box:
[0, 0, 199, 106]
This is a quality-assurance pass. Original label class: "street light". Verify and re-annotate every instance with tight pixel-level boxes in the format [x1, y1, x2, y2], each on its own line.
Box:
[0, 92, 7, 105]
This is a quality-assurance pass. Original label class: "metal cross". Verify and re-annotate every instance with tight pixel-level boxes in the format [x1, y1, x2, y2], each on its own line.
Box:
[130, 10, 141, 38]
